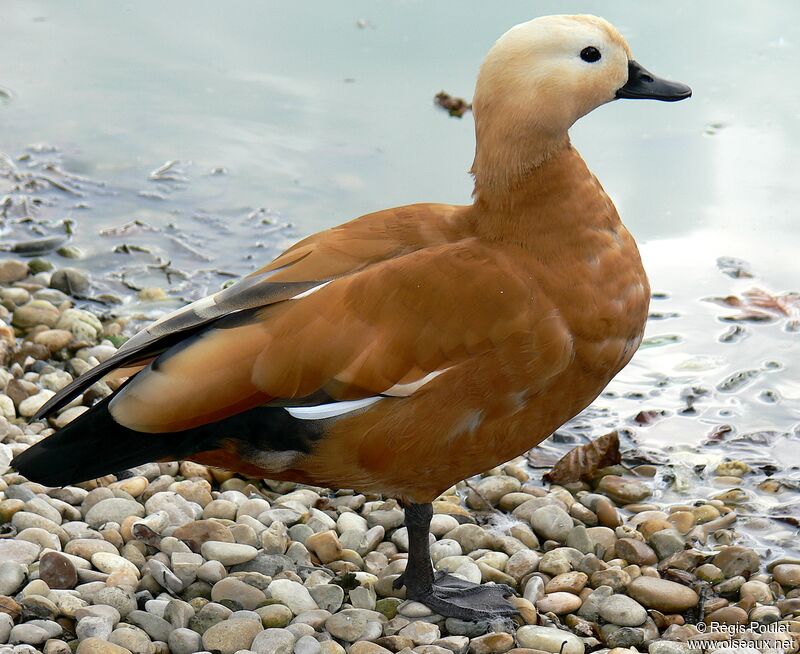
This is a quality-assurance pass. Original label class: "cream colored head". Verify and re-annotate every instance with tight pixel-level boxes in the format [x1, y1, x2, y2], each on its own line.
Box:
[471, 14, 689, 195]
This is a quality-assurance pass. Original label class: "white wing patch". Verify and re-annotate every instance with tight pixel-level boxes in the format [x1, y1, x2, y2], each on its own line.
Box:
[286, 396, 383, 420]
[290, 281, 332, 300]
[382, 369, 447, 397]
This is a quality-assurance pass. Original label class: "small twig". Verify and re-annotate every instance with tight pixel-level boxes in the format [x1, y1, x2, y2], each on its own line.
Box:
[463, 478, 500, 514]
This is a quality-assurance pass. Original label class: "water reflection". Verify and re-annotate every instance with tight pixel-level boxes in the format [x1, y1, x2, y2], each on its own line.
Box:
[1, 0, 798, 548]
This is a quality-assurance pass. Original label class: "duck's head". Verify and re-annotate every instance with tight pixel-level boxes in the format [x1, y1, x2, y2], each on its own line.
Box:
[471, 14, 691, 193]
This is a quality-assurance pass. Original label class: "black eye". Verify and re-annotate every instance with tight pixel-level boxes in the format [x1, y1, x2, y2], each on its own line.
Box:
[580, 46, 601, 63]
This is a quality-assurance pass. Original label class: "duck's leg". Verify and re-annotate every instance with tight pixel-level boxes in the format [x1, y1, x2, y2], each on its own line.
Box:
[393, 502, 517, 620]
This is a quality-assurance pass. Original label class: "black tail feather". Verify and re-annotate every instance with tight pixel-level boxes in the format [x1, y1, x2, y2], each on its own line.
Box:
[11, 396, 217, 487]
[12, 392, 326, 488]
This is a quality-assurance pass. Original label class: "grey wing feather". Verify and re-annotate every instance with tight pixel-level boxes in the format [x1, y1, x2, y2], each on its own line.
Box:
[33, 275, 325, 419]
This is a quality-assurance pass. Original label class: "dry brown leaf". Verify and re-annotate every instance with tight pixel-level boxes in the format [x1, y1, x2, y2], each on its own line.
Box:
[705, 287, 800, 325]
[543, 431, 621, 484]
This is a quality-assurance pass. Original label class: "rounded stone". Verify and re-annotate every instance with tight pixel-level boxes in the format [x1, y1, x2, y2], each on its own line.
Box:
[200, 541, 258, 566]
[12, 300, 60, 329]
[597, 475, 651, 504]
[10, 623, 50, 645]
[50, 268, 90, 295]
[91, 552, 140, 577]
[257, 603, 293, 628]
[0, 539, 41, 564]
[85, 498, 145, 529]
[325, 609, 371, 642]
[773, 564, 800, 588]
[76, 616, 114, 641]
[251, 627, 296, 654]
[0, 259, 29, 283]
[108, 626, 155, 654]
[93, 586, 137, 618]
[598, 594, 647, 626]
[468, 632, 514, 654]
[712, 546, 760, 579]
[267, 579, 319, 615]
[173, 519, 234, 547]
[306, 530, 343, 564]
[211, 577, 267, 610]
[398, 620, 440, 645]
[627, 577, 699, 612]
[168, 627, 203, 654]
[201, 617, 262, 654]
[535, 592, 582, 615]
[545, 571, 588, 594]
[77, 637, 137, 654]
[530, 506, 573, 543]
[615, 538, 657, 566]
[0, 560, 27, 595]
[308, 583, 345, 613]
[39, 551, 78, 590]
[516, 625, 584, 654]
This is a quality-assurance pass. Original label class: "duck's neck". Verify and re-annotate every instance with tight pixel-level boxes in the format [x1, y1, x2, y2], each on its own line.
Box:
[469, 143, 621, 250]
[470, 121, 570, 201]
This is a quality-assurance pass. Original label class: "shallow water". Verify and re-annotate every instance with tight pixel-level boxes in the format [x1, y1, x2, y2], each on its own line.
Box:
[2, 2, 799, 550]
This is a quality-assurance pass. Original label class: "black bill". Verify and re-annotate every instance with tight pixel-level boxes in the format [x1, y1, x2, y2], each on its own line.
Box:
[616, 60, 692, 102]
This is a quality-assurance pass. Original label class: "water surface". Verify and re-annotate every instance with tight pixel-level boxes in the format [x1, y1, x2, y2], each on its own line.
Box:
[2, 0, 799, 549]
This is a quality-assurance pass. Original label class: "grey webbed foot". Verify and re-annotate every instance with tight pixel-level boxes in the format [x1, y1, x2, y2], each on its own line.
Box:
[403, 572, 518, 620]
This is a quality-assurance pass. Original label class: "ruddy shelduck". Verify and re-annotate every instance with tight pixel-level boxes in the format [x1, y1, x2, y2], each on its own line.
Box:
[14, 15, 690, 619]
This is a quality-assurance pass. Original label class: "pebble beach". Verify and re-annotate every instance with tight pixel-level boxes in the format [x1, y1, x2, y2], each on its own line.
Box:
[0, 259, 797, 654]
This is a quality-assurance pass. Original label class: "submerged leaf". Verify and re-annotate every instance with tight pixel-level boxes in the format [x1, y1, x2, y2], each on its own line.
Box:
[544, 431, 621, 484]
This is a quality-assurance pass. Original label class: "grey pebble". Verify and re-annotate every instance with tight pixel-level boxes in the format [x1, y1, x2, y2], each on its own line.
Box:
[93, 586, 136, 619]
[84, 497, 144, 529]
[0, 561, 27, 595]
[108, 626, 155, 654]
[127, 609, 174, 642]
[251, 628, 296, 654]
[9, 624, 50, 646]
[293, 635, 322, 654]
[308, 584, 344, 613]
[169, 627, 204, 654]
[76, 616, 114, 641]
[0, 614, 12, 644]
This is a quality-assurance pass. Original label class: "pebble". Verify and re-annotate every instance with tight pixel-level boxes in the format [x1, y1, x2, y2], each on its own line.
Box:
[85, 497, 145, 528]
[516, 626, 584, 654]
[325, 609, 374, 642]
[597, 594, 647, 627]
[200, 617, 262, 653]
[251, 628, 297, 654]
[712, 546, 760, 578]
[772, 563, 800, 587]
[0, 560, 27, 595]
[0, 539, 40, 564]
[169, 627, 203, 654]
[468, 633, 514, 654]
[39, 551, 78, 589]
[399, 620, 441, 645]
[10, 623, 50, 645]
[536, 592, 582, 615]
[627, 577, 699, 612]
[108, 626, 155, 654]
[530, 505, 573, 543]
[91, 552, 140, 577]
[201, 541, 258, 565]
[268, 579, 319, 614]
[597, 475, 651, 504]
[76, 638, 132, 654]
[211, 577, 267, 609]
